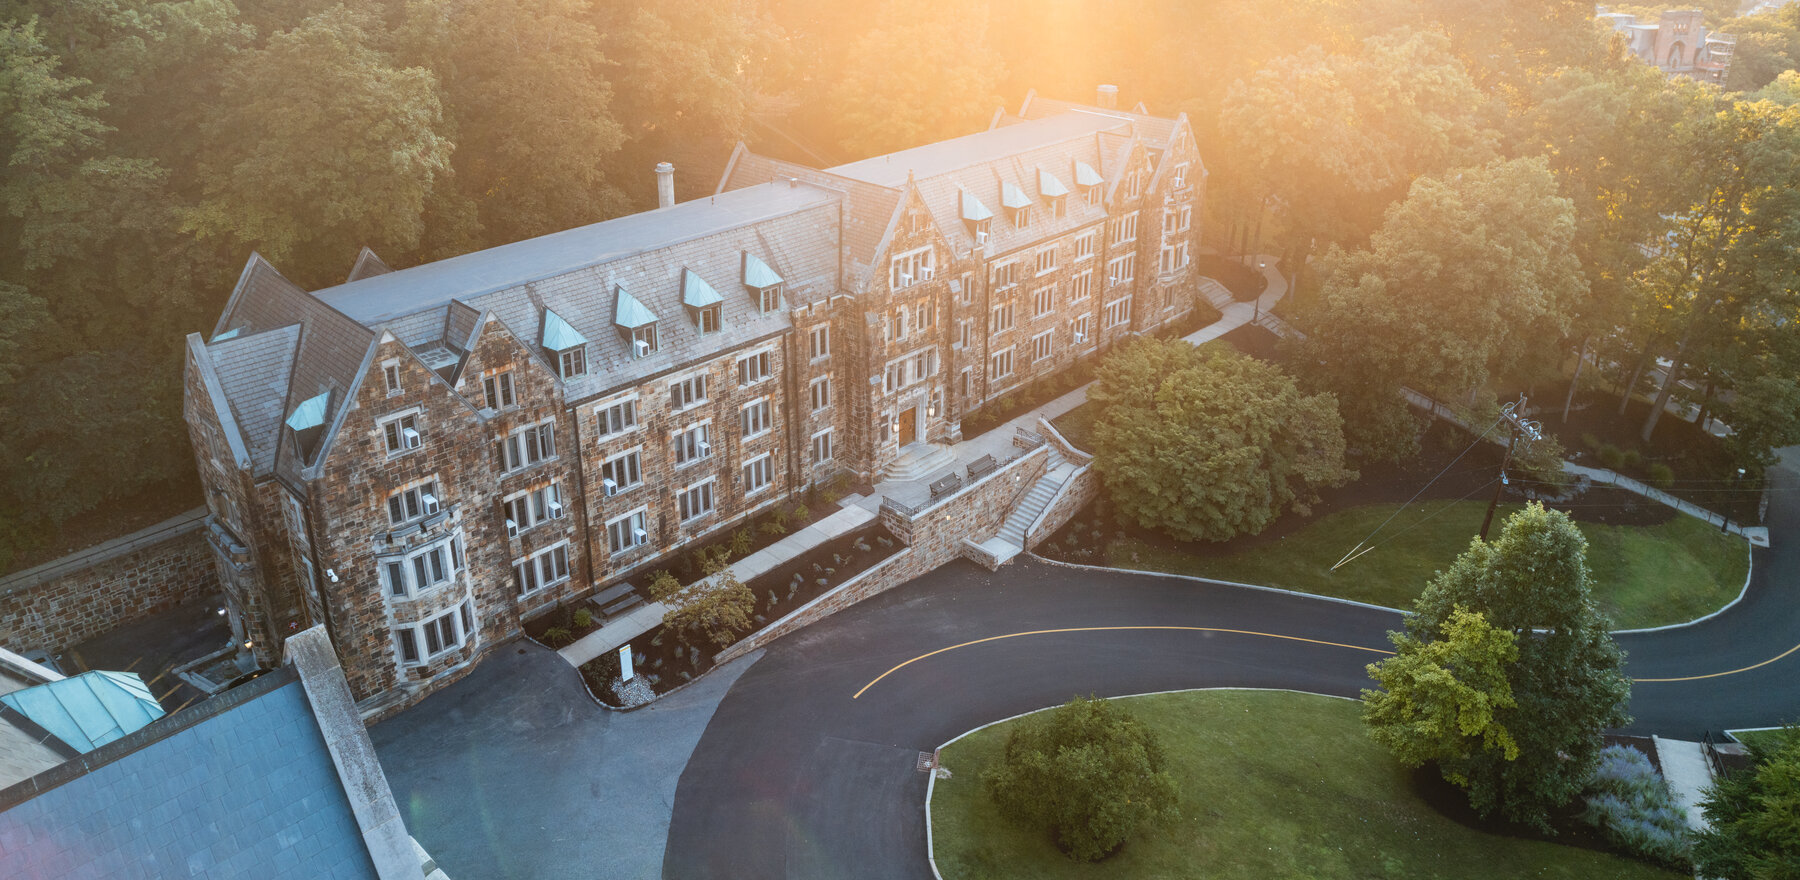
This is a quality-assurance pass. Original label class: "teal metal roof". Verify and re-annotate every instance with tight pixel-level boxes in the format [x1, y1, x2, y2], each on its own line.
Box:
[960, 189, 993, 222]
[741, 252, 783, 289]
[1002, 182, 1032, 210]
[1, 670, 164, 754]
[682, 269, 724, 308]
[541, 308, 589, 351]
[210, 327, 241, 343]
[613, 285, 658, 329]
[284, 391, 331, 431]
[1038, 167, 1070, 198]
[1074, 160, 1105, 187]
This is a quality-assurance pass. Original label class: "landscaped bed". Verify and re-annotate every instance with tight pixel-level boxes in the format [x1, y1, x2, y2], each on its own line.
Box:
[929, 690, 1685, 880]
[574, 520, 899, 706]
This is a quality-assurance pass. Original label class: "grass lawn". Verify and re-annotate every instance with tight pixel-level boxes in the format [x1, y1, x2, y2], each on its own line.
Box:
[1096, 501, 1747, 629]
[1728, 727, 1798, 752]
[930, 690, 1684, 880]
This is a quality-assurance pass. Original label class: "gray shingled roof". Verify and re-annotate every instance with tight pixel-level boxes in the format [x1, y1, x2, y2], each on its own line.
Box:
[718, 148, 903, 290]
[1017, 95, 1179, 145]
[0, 676, 378, 880]
[828, 112, 1126, 187]
[207, 325, 301, 476]
[345, 247, 392, 283]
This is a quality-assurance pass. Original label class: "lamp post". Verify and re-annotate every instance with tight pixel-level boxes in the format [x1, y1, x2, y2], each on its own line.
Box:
[1723, 466, 1746, 533]
[1253, 260, 1266, 324]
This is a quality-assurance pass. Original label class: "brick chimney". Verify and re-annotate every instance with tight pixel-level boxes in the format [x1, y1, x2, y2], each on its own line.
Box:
[656, 162, 675, 209]
[1096, 84, 1118, 110]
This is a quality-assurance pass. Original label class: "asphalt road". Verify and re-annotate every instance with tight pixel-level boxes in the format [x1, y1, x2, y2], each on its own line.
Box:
[663, 458, 1800, 880]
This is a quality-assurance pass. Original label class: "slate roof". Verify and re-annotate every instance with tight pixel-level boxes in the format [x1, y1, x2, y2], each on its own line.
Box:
[828, 112, 1126, 186]
[1017, 94, 1179, 145]
[0, 672, 163, 755]
[0, 672, 379, 880]
[345, 247, 393, 282]
[716, 147, 903, 289]
[205, 325, 301, 476]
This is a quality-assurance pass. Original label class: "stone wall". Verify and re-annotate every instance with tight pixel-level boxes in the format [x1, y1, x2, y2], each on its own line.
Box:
[0, 509, 221, 655]
[1027, 466, 1100, 552]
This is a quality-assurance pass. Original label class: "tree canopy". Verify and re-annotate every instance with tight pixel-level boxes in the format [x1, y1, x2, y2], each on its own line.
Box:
[1692, 728, 1800, 880]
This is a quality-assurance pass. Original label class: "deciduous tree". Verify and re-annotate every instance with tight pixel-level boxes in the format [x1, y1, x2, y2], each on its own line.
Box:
[1364, 606, 1520, 777]
[1693, 728, 1800, 880]
[827, 0, 1005, 157]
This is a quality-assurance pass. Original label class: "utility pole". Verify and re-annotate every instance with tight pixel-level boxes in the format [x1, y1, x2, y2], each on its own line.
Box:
[1479, 395, 1544, 541]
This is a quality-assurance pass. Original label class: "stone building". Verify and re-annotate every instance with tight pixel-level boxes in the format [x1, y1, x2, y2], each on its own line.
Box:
[181, 88, 1206, 716]
[1597, 8, 1735, 82]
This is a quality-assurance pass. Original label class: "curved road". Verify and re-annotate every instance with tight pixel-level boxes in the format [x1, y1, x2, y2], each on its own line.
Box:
[663, 461, 1800, 879]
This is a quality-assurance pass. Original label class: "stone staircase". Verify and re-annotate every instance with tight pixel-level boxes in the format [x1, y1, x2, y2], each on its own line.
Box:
[1197, 278, 1236, 311]
[884, 442, 958, 482]
[969, 449, 1076, 566]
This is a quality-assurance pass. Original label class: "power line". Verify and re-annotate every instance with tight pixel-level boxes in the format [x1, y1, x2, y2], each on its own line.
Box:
[1331, 413, 1508, 572]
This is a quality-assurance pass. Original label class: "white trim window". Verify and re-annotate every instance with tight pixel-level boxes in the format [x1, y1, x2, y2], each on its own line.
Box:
[756, 285, 782, 314]
[737, 350, 773, 386]
[1074, 231, 1097, 261]
[890, 246, 934, 289]
[992, 261, 1018, 290]
[742, 453, 773, 495]
[991, 301, 1015, 334]
[1072, 314, 1094, 347]
[383, 360, 402, 396]
[913, 297, 935, 332]
[696, 304, 722, 334]
[1033, 330, 1054, 363]
[677, 479, 716, 522]
[958, 273, 975, 305]
[498, 420, 556, 472]
[1071, 270, 1093, 302]
[381, 411, 422, 456]
[386, 480, 442, 525]
[1084, 183, 1103, 206]
[673, 423, 712, 466]
[395, 601, 474, 666]
[1104, 296, 1133, 328]
[504, 483, 566, 537]
[809, 325, 830, 360]
[1107, 253, 1136, 287]
[1109, 213, 1138, 246]
[630, 325, 658, 359]
[670, 373, 709, 410]
[595, 397, 638, 438]
[1160, 240, 1190, 275]
[958, 318, 973, 349]
[741, 398, 772, 439]
[600, 449, 642, 495]
[381, 535, 465, 599]
[811, 429, 834, 464]
[1035, 248, 1056, 276]
[1124, 169, 1145, 199]
[809, 376, 832, 412]
[558, 346, 588, 379]
[883, 348, 937, 393]
[513, 543, 571, 595]
[1164, 205, 1192, 234]
[989, 347, 1014, 381]
[1033, 285, 1056, 318]
[482, 371, 515, 410]
[606, 508, 649, 555]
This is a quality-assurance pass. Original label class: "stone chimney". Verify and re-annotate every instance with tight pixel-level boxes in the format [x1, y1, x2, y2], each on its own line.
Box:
[1096, 84, 1118, 110]
[656, 162, 675, 209]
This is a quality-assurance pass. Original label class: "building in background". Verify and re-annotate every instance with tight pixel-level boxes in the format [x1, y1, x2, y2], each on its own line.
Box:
[1598, 7, 1736, 82]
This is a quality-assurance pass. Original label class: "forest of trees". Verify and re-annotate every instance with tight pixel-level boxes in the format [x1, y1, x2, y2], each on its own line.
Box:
[2, 0, 1796, 570]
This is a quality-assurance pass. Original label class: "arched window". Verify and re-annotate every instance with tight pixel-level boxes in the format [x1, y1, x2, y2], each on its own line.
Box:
[1668, 41, 1685, 69]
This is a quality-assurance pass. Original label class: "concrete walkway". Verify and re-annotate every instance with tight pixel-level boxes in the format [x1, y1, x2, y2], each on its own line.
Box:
[558, 505, 877, 666]
[1651, 736, 1716, 832]
[859, 259, 1292, 512]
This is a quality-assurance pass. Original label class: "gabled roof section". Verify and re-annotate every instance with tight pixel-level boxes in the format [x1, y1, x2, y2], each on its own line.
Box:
[1038, 167, 1070, 198]
[742, 252, 783, 289]
[682, 269, 724, 308]
[0, 671, 163, 755]
[1001, 181, 1032, 210]
[206, 324, 302, 475]
[1074, 159, 1105, 187]
[542, 308, 589, 350]
[718, 148, 897, 291]
[613, 285, 657, 329]
[345, 246, 393, 282]
[960, 188, 994, 222]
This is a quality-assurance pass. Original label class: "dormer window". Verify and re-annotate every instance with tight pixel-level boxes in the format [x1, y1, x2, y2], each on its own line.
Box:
[1002, 182, 1032, 231]
[1038, 168, 1070, 220]
[612, 284, 659, 360]
[682, 268, 725, 334]
[1074, 160, 1105, 206]
[631, 325, 658, 359]
[960, 188, 994, 245]
[757, 285, 781, 313]
[541, 308, 589, 379]
[742, 253, 785, 314]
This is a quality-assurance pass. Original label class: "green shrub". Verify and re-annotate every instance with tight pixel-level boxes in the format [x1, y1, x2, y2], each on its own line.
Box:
[1621, 449, 1643, 470]
[1647, 463, 1675, 489]
[728, 527, 752, 558]
[981, 695, 1180, 862]
[542, 626, 572, 647]
[760, 521, 787, 536]
[573, 608, 593, 630]
[1579, 745, 1690, 867]
[1582, 433, 1603, 451]
[1598, 444, 1625, 469]
[1693, 726, 1800, 878]
[792, 503, 811, 523]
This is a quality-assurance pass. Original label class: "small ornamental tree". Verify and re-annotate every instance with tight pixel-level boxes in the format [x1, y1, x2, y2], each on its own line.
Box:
[1692, 728, 1800, 880]
[647, 565, 754, 649]
[1364, 606, 1521, 777]
[981, 696, 1179, 862]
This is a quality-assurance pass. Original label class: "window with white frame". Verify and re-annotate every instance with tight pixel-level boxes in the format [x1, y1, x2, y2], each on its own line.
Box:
[883, 348, 937, 392]
[1035, 248, 1056, 276]
[482, 371, 515, 410]
[989, 347, 1014, 381]
[630, 325, 657, 359]
[600, 449, 641, 495]
[1109, 213, 1138, 246]
[757, 285, 782, 313]
[958, 319, 972, 349]
[595, 397, 637, 438]
[1075, 231, 1096, 261]
[1160, 240, 1190, 274]
[959, 368, 972, 398]
[1033, 330, 1054, 362]
[558, 346, 588, 379]
[1124, 169, 1144, 199]
[1033, 285, 1056, 318]
[737, 350, 772, 386]
[1164, 205, 1192, 234]
[992, 261, 1018, 289]
[1012, 206, 1031, 229]
[1072, 314, 1094, 346]
[673, 423, 712, 466]
[380, 535, 465, 599]
[742, 453, 773, 495]
[913, 297, 935, 331]
[809, 325, 830, 360]
[991, 301, 1015, 334]
[809, 376, 831, 411]
[677, 479, 716, 521]
[606, 508, 649, 555]
[670, 373, 708, 410]
[1084, 184, 1102, 206]
[811, 429, 833, 463]
[889, 246, 934, 289]
[503, 483, 565, 536]
[741, 398, 771, 438]
[696, 305, 721, 334]
[395, 601, 474, 666]
[1107, 253, 1136, 286]
[959, 273, 975, 305]
[381, 412, 422, 455]
[512, 543, 571, 595]
[1172, 162, 1191, 189]
[1104, 296, 1133, 328]
[1051, 195, 1066, 219]
[383, 360, 402, 395]
[386, 481, 441, 525]
[1070, 270, 1093, 302]
[498, 421, 556, 472]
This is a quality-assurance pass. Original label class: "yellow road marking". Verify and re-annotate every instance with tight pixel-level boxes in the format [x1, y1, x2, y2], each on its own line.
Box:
[1631, 640, 1800, 682]
[852, 626, 1395, 700]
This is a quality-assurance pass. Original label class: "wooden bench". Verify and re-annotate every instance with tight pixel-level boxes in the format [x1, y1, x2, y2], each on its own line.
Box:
[929, 473, 962, 498]
[589, 583, 643, 619]
[966, 454, 998, 480]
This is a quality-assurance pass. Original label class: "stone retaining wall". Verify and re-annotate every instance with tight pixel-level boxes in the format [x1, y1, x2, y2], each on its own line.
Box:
[0, 509, 221, 654]
[1026, 465, 1100, 552]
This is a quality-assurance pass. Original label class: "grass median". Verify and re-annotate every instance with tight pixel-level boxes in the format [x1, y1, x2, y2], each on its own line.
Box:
[930, 690, 1684, 880]
[1093, 500, 1747, 629]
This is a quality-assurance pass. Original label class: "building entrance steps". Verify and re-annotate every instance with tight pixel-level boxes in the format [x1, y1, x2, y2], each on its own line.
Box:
[1650, 736, 1716, 832]
[883, 442, 958, 482]
[557, 505, 877, 668]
